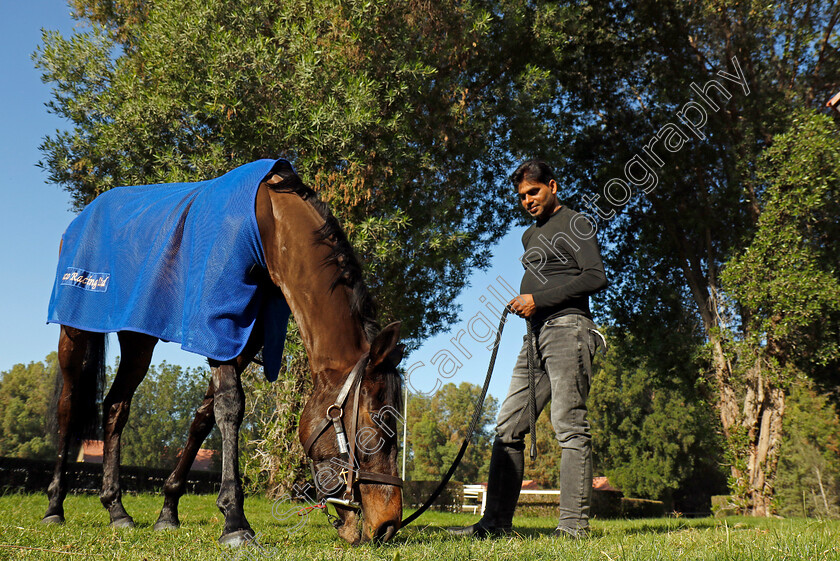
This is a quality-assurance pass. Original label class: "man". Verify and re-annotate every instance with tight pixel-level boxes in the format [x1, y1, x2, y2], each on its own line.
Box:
[449, 159, 608, 538]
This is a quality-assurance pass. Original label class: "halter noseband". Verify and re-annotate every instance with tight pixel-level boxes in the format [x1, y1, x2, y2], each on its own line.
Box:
[302, 352, 403, 511]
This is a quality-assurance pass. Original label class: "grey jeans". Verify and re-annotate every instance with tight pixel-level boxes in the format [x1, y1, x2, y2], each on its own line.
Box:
[495, 313, 601, 532]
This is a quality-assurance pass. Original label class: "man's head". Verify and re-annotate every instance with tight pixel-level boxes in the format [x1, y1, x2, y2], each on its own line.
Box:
[511, 160, 560, 222]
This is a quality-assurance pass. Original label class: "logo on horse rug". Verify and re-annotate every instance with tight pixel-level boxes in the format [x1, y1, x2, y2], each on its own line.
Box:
[47, 159, 291, 381]
[61, 268, 111, 292]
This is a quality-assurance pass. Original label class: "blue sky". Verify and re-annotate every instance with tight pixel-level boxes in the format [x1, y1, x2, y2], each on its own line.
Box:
[0, 1, 96, 370]
[0, 1, 528, 404]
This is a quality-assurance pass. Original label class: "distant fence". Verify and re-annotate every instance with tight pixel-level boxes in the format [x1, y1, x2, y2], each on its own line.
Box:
[507, 489, 667, 518]
[401, 481, 670, 519]
[403, 481, 463, 512]
[0, 457, 220, 495]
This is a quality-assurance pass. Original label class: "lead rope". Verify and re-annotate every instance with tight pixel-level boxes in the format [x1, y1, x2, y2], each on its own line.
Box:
[526, 319, 538, 461]
[401, 306, 538, 527]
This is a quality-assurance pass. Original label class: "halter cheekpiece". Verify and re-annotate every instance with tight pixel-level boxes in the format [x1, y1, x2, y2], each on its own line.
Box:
[303, 352, 403, 513]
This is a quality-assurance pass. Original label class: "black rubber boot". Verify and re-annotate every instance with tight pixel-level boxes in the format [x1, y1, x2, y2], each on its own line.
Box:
[447, 438, 524, 537]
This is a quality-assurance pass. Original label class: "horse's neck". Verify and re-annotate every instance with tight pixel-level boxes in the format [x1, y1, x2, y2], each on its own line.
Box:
[256, 185, 368, 375]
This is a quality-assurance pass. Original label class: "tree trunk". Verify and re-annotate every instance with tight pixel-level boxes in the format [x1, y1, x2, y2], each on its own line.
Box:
[710, 337, 739, 434]
[702, 306, 788, 516]
[667, 207, 787, 516]
[815, 466, 830, 516]
[742, 367, 785, 516]
[711, 334, 786, 516]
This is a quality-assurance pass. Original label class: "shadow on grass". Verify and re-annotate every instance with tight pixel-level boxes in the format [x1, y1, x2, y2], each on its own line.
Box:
[604, 519, 719, 536]
[408, 518, 721, 541]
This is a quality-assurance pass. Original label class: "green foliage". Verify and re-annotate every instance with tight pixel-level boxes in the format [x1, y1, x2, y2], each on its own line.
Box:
[0, 353, 215, 470]
[0, 354, 59, 459]
[716, 112, 840, 511]
[723, 112, 840, 374]
[239, 321, 312, 497]
[775, 380, 840, 518]
[118, 361, 219, 470]
[406, 382, 498, 483]
[589, 333, 725, 504]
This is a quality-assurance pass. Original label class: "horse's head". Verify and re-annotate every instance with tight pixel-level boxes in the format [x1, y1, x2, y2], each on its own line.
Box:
[300, 322, 405, 544]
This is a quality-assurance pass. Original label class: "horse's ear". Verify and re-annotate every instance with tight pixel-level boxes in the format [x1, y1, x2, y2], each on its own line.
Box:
[390, 343, 406, 366]
[369, 322, 402, 368]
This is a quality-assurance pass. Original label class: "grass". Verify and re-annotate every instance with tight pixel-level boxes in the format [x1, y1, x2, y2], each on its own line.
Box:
[0, 492, 838, 560]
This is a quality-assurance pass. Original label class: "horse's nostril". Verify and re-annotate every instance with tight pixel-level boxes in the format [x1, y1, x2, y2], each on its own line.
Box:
[374, 521, 398, 542]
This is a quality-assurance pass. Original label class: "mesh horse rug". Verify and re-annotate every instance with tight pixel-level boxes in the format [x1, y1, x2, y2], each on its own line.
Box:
[47, 159, 291, 381]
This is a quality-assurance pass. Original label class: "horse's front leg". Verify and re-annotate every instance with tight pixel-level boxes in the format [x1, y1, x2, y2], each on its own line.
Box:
[154, 378, 216, 531]
[211, 362, 253, 545]
[100, 331, 156, 527]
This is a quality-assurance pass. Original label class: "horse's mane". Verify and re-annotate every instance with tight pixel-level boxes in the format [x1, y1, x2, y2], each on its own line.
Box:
[265, 161, 380, 343]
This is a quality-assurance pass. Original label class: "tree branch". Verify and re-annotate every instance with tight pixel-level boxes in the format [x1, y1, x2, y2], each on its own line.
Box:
[809, 3, 840, 103]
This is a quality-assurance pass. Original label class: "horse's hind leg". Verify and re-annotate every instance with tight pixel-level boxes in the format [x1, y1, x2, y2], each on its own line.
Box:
[154, 378, 216, 531]
[99, 331, 157, 527]
[44, 327, 107, 524]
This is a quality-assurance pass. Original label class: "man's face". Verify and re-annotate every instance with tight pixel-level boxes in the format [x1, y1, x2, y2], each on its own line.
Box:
[518, 179, 559, 221]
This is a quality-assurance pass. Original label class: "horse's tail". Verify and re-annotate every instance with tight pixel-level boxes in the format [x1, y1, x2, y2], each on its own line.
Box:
[76, 333, 107, 440]
[49, 332, 108, 442]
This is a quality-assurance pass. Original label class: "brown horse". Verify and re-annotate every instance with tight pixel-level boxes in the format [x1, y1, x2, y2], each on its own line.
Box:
[42, 161, 404, 545]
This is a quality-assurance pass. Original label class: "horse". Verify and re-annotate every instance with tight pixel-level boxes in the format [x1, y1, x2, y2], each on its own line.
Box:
[42, 159, 405, 545]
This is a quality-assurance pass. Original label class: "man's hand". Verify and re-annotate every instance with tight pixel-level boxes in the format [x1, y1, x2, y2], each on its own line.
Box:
[508, 294, 536, 318]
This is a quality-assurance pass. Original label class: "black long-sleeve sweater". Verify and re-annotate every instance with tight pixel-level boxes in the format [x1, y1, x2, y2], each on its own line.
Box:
[519, 206, 608, 325]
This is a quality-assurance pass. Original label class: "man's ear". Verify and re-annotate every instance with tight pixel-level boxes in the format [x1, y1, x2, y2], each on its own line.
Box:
[369, 322, 402, 368]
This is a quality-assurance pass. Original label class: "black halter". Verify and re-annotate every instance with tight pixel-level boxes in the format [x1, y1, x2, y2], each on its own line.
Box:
[302, 352, 403, 511]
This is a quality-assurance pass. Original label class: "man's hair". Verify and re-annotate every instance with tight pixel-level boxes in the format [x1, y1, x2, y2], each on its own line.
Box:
[510, 160, 557, 189]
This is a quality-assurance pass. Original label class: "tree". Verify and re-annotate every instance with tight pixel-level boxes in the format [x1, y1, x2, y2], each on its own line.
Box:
[0, 354, 59, 460]
[118, 361, 219, 470]
[721, 112, 840, 384]
[774, 380, 840, 518]
[719, 112, 840, 511]
[408, 411, 449, 481]
[589, 332, 726, 509]
[405, 382, 498, 483]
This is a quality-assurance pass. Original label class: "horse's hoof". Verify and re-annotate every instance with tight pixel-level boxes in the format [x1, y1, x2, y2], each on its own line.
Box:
[110, 517, 136, 529]
[42, 515, 65, 525]
[218, 529, 255, 547]
[153, 519, 180, 531]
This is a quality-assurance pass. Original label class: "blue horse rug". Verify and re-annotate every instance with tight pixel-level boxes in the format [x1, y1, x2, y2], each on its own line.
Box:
[47, 159, 291, 381]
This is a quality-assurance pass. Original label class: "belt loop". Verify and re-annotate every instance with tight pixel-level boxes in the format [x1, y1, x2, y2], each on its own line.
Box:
[589, 328, 607, 354]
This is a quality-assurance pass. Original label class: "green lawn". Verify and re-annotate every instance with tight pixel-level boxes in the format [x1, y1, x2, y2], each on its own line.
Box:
[0, 493, 838, 560]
